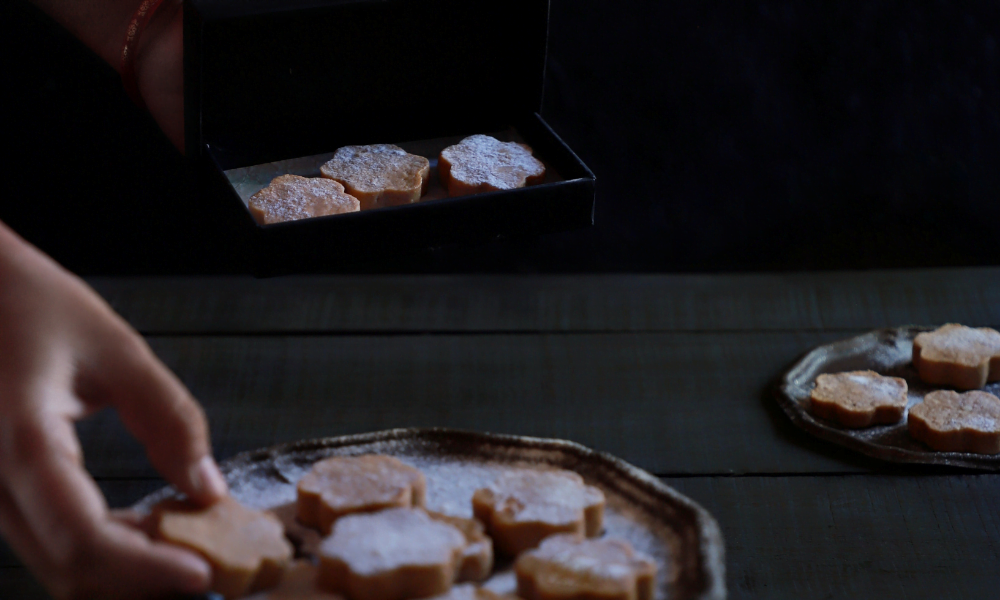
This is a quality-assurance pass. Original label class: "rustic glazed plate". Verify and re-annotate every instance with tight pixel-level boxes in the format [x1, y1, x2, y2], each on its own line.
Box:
[135, 428, 726, 600]
[778, 326, 1000, 470]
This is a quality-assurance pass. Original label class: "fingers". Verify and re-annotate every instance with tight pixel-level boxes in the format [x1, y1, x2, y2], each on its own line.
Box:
[77, 330, 227, 505]
[0, 407, 211, 599]
[81, 517, 212, 599]
[0, 221, 222, 597]
[0, 224, 226, 504]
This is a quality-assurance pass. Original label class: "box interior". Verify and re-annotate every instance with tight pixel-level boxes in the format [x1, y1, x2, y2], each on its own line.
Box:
[184, 0, 594, 273]
[224, 127, 567, 224]
[187, 0, 550, 166]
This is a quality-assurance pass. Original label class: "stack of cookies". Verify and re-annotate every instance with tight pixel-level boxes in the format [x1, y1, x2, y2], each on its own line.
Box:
[248, 135, 547, 225]
[808, 323, 1000, 454]
[149, 455, 656, 599]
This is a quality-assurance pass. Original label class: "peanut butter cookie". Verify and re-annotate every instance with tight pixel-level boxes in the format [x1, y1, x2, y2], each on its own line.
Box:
[249, 175, 359, 225]
[426, 511, 494, 582]
[472, 469, 604, 556]
[809, 370, 908, 428]
[426, 584, 516, 600]
[296, 455, 426, 535]
[243, 560, 343, 599]
[912, 323, 1000, 390]
[515, 534, 656, 600]
[908, 389, 1000, 454]
[153, 497, 293, 599]
[320, 144, 430, 210]
[318, 507, 467, 600]
[439, 135, 546, 197]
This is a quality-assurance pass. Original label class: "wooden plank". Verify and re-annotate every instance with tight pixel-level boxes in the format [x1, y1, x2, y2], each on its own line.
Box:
[86, 268, 1000, 334]
[77, 331, 878, 479]
[0, 479, 166, 569]
[665, 474, 1000, 600]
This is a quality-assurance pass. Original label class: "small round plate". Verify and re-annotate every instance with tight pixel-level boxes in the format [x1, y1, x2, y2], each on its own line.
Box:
[777, 326, 1000, 470]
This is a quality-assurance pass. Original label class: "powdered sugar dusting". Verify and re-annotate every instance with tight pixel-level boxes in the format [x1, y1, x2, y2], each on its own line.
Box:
[522, 534, 651, 579]
[320, 508, 466, 576]
[843, 373, 907, 402]
[249, 174, 360, 225]
[480, 470, 601, 525]
[321, 145, 429, 196]
[911, 390, 1000, 432]
[300, 455, 422, 510]
[441, 135, 545, 191]
[916, 324, 1000, 365]
[814, 371, 907, 410]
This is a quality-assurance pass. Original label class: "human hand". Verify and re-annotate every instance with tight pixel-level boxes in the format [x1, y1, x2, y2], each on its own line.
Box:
[134, 0, 185, 152]
[0, 221, 227, 599]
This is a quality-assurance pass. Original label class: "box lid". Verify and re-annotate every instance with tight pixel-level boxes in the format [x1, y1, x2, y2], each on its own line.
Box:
[184, 0, 550, 166]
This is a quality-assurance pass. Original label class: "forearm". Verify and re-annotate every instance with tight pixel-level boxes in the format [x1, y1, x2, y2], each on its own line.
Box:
[28, 0, 143, 73]
[27, 0, 186, 151]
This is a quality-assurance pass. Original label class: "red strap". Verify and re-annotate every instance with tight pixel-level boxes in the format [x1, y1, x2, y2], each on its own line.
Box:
[119, 0, 166, 112]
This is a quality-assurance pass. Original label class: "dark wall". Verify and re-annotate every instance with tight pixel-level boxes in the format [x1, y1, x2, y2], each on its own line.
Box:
[2, 0, 999, 274]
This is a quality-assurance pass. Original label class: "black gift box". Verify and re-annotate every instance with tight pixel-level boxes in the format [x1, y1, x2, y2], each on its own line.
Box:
[184, 0, 595, 275]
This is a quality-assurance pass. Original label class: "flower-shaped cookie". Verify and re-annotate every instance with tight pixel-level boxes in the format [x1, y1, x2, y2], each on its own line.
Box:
[426, 511, 494, 582]
[438, 135, 546, 197]
[154, 497, 293, 599]
[472, 469, 605, 556]
[297, 455, 426, 535]
[318, 508, 467, 600]
[908, 390, 1000, 454]
[809, 370, 908, 428]
[249, 175, 360, 225]
[912, 323, 1000, 390]
[515, 534, 656, 600]
[320, 144, 430, 210]
[243, 560, 342, 600]
[427, 584, 514, 600]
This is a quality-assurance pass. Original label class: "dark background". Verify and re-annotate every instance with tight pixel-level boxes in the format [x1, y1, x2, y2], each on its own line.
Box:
[2, 0, 999, 274]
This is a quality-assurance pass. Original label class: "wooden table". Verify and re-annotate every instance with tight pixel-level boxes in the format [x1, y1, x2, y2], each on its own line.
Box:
[3, 268, 999, 598]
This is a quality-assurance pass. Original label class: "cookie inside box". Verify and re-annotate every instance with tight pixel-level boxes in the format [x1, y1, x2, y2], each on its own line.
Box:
[226, 128, 566, 222]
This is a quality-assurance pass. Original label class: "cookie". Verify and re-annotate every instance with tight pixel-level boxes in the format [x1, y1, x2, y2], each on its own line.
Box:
[912, 323, 1000, 390]
[296, 455, 427, 535]
[249, 175, 360, 225]
[426, 584, 514, 600]
[153, 497, 293, 599]
[472, 469, 605, 556]
[269, 502, 325, 559]
[320, 144, 430, 210]
[438, 135, 546, 197]
[426, 511, 494, 582]
[808, 370, 908, 428]
[908, 389, 1000, 454]
[515, 534, 656, 600]
[317, 507, 467, 600]
[243, 560, 342, 600]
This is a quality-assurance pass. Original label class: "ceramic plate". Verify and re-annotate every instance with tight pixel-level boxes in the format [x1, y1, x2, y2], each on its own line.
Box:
[777, 326, 1000, 470]
[135, 428, 726, 600]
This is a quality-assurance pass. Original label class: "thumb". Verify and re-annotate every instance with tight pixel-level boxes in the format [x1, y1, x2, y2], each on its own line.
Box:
[78, 329, 227, 504]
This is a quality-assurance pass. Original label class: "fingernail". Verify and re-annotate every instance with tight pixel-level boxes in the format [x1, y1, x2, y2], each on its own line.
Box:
[193, 455, 228, 500]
